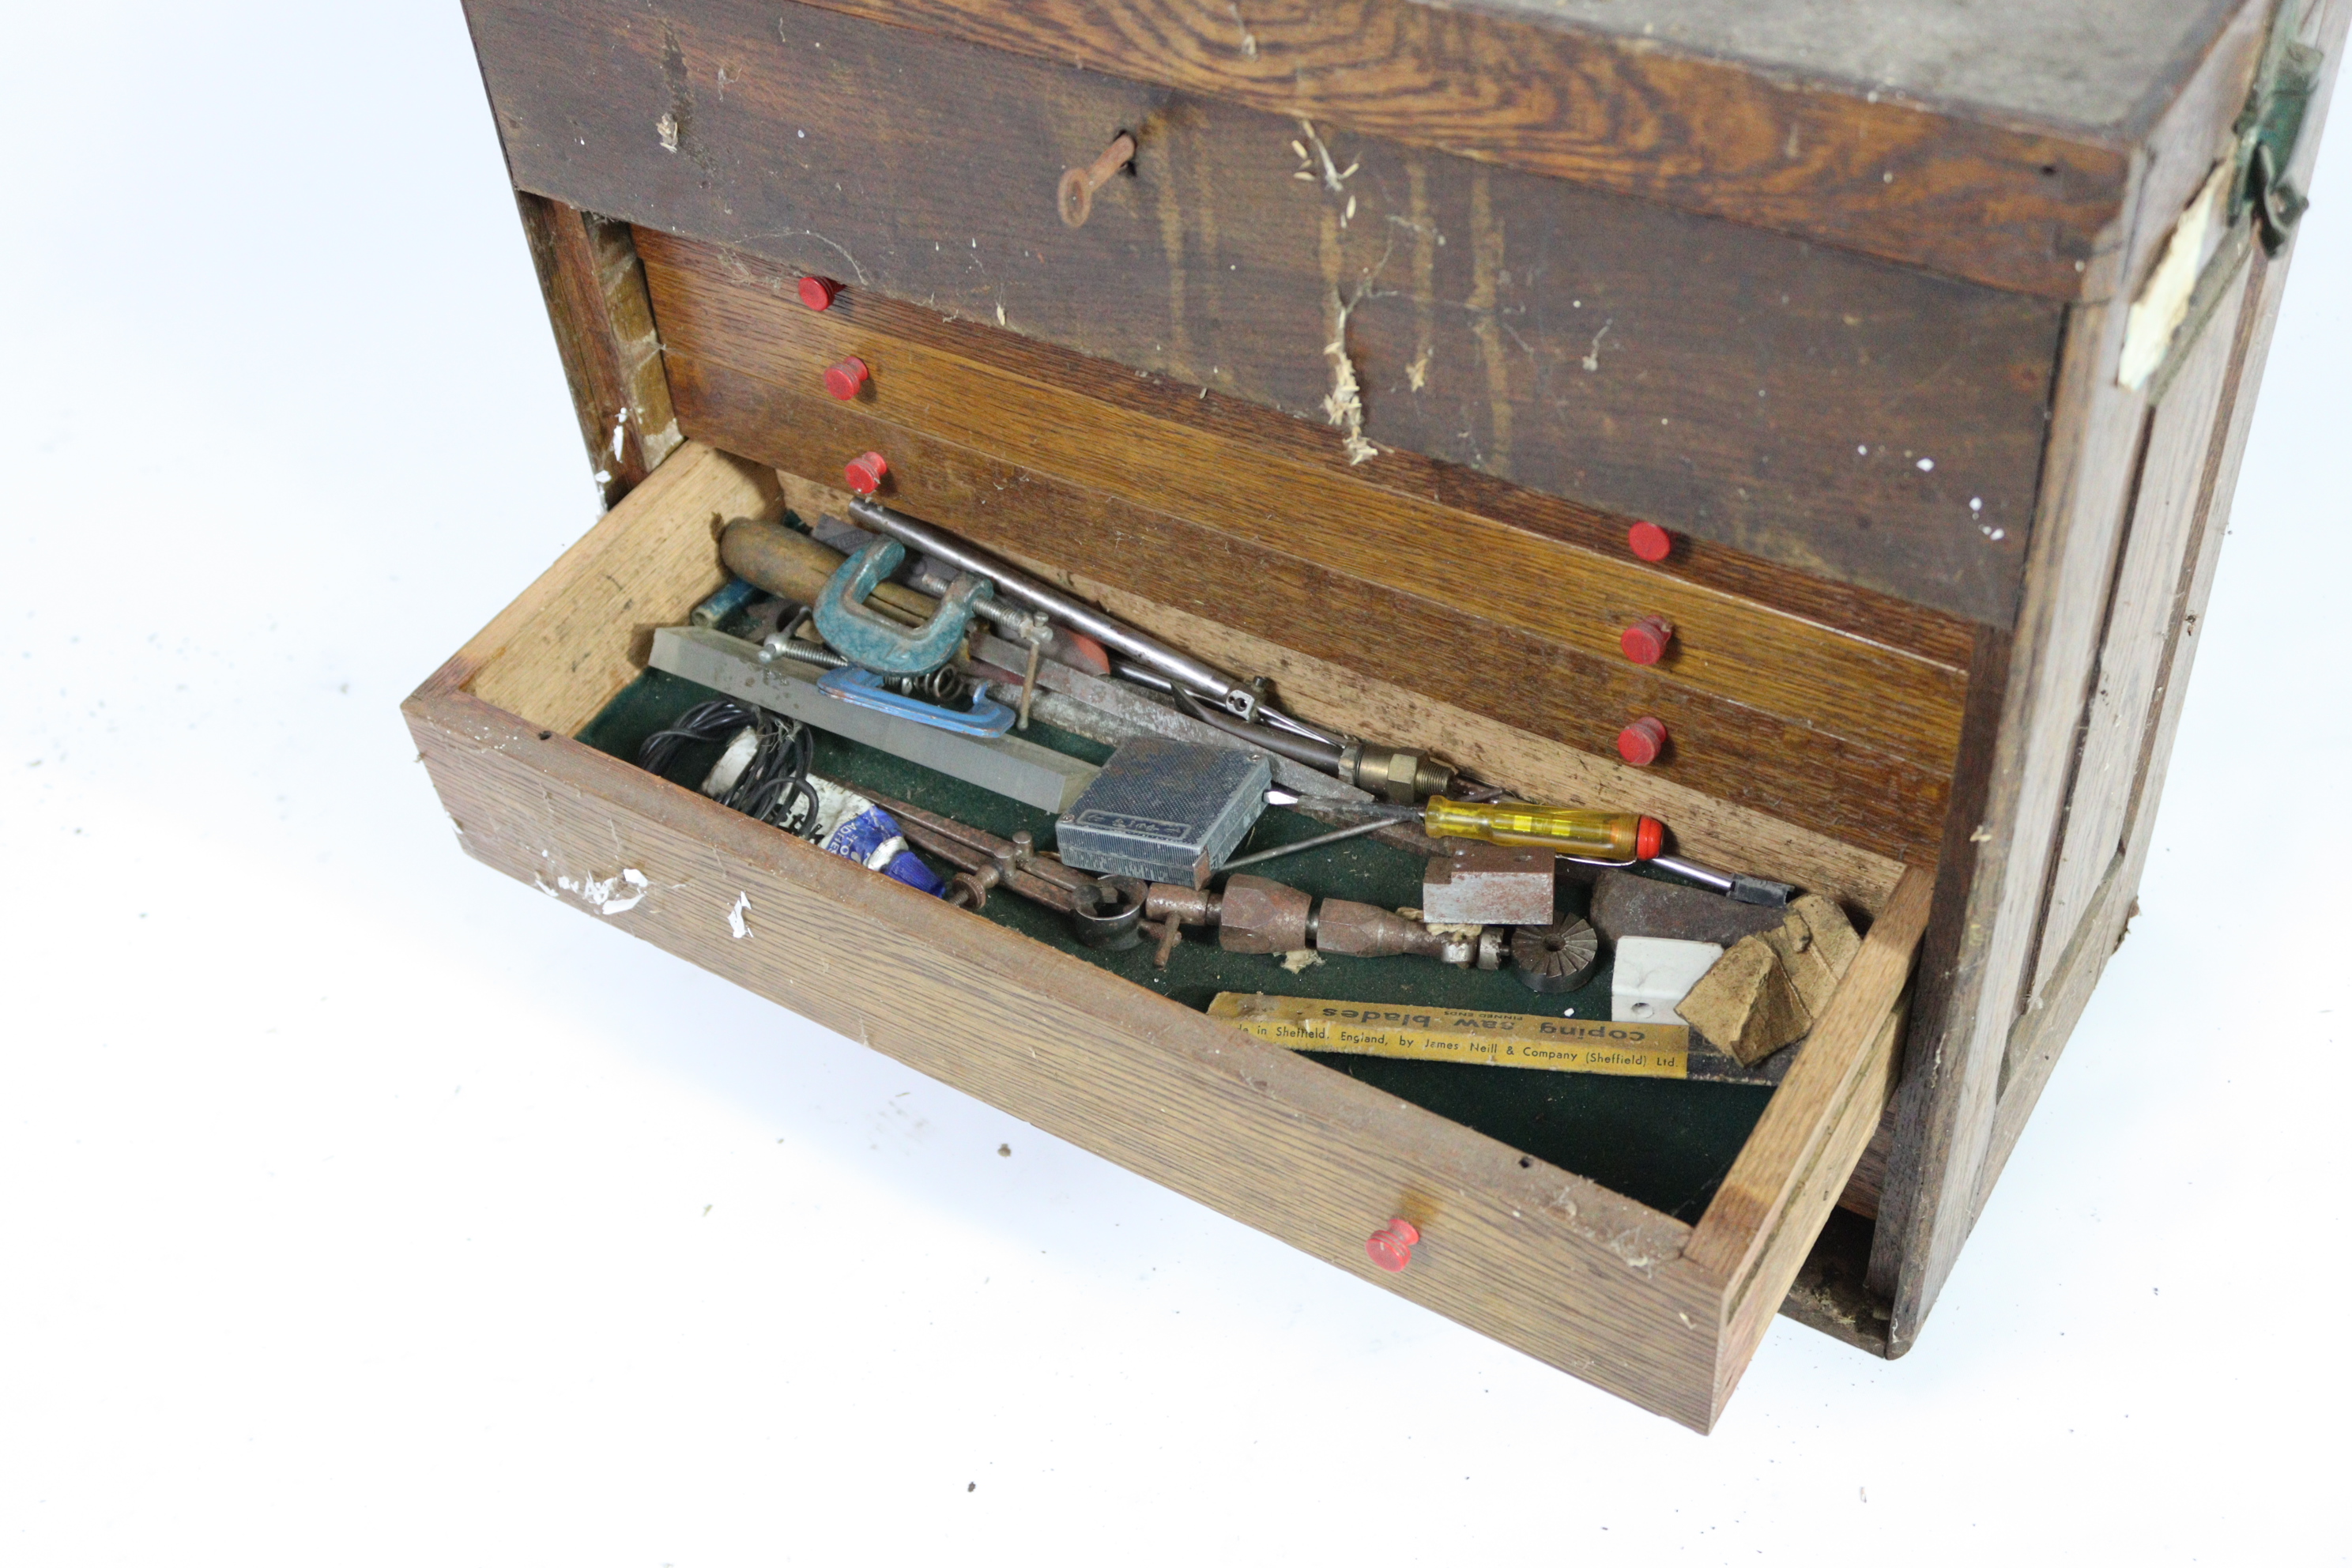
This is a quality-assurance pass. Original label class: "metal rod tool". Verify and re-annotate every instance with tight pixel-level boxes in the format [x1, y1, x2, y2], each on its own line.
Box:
[849, 498, 1345, 745]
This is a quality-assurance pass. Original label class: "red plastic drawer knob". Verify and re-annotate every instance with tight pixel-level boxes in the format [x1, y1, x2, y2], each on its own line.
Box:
[1617, 717, 1668, 767]
[1620, 614, 1675, 665]
[1366, 1218, 1420, 1272]
[843, 450, 890, 496]
[798, 275, 841, 311]
[824, 356, 870, 400]
[1626, 520, 1674, 562]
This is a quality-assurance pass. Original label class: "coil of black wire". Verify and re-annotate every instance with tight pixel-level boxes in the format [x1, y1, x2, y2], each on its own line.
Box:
[635, 699, 820, 837]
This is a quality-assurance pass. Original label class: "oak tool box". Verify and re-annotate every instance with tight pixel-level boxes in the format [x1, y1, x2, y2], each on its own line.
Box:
[412, 0, 2344, 1428]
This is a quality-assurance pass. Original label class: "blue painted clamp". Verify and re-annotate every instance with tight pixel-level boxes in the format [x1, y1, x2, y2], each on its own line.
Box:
[816, 666, 1018, 738]
[811, 538, 993, 674]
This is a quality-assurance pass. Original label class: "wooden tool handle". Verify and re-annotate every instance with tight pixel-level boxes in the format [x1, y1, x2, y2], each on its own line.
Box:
[719, 516, 933, 626]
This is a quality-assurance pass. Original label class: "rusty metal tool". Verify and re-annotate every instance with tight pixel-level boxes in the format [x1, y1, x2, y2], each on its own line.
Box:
[1059, 131, 1136, 228]
[1141, 876, 1495, 970]
[855, 787, 1147, 948]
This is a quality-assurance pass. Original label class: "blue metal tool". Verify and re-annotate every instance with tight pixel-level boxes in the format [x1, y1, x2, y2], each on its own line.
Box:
[812, 538, 992, 674]
[689, 575, 762, 629]
[816, 666, 1018, 738]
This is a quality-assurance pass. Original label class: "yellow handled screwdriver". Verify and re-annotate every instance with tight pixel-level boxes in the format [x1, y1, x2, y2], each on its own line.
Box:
[1234, 793, 1791, 906]
[1419, 797, 1663, 861]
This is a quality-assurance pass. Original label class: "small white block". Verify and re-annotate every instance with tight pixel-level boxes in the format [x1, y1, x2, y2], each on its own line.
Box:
[1612, 936, 1724, 1025]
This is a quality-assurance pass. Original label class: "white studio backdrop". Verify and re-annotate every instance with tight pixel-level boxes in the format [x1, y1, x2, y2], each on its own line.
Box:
[2, 5, 2345, 1564]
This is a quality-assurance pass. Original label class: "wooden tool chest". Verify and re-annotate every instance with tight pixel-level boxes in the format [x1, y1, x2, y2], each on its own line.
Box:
[412, 0, 2346, 1428]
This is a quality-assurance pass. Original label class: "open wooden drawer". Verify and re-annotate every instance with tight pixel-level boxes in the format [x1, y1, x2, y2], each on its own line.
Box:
[407, 440, 1933, 1431]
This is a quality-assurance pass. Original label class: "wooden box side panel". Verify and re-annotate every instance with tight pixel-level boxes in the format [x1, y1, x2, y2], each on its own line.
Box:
[1872, 0, 2350, 1344]
[1689, 865, 1934, 1415]
[515, 193, 684, 510]
[461, 443, 779, 734]
[1983, 209, 2297, 1219]
[2025, 266, 2252, 1010]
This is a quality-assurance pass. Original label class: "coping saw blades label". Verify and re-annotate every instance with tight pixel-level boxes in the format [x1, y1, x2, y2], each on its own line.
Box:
[1206, 994, 1780, 1084]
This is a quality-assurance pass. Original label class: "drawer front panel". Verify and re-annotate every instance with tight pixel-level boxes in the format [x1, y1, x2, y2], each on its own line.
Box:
[466, 0, 2060, 624]
[643, 239, 1965, 864]
[409, 692, 1727, 1429]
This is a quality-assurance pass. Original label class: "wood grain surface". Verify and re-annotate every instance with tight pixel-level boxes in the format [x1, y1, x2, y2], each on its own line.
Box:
[515, 194, 684, 507]
[1017, 552, 1913, 913]
[779, 0, 2162, 299]
[1868, 0, 2348, 1346]
[1687, 864, 1934, 1411]
[464, 0, 2063, 624]
[643, 235, 1969, 864]
[1987, 219, 2291, 1227]
[409, 433, 1931, 1424]
[466, 443, 779, 730]
[684, 368, 1955, 865]
[670, 232, 1976, 670]
[2030, 270, 2248, 1001]
[643, 230, 1972, 762]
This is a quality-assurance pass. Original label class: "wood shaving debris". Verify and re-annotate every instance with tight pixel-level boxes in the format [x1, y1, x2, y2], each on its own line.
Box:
[1294, 119, 1357, 194]
[1280, 948, 1324, 974]
[1231, 2, 1258, 58]
[1581, 319, 1614, 373]
[1322, 312, 1378, 466]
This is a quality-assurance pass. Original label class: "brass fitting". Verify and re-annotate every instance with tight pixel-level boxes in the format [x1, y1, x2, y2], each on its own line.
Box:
[1340, 741, 1457, 804]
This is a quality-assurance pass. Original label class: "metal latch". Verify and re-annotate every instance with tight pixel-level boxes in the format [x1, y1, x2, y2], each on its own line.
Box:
[2233, 12, 2326, 254]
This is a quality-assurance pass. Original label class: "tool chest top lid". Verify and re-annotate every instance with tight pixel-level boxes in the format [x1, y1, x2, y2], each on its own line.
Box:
[1466, 0, 2239, 127]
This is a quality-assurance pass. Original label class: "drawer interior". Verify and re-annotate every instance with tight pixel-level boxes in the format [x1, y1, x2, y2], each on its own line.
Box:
[420, 439, 1934, 1430]
[578, 664, 1777, 1223]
